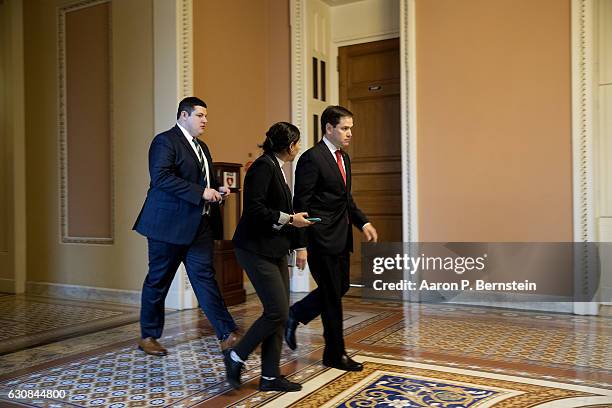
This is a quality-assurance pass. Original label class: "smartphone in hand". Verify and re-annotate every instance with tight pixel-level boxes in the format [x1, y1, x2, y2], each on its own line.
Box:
[305, 217, 321, 223]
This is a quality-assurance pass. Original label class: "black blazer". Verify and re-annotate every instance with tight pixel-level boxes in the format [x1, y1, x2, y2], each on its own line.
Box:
[293, 141, 368, 255]
[133, 125, 222, 244]
[232, 152, 297, 258]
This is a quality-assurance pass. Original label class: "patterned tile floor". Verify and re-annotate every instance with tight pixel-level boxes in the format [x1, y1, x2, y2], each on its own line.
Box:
[0, 294, 610, 407]
[0, 296, 141, 355]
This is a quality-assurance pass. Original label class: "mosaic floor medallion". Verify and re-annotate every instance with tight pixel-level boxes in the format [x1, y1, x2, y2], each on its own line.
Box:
[261, 356, 612, 408]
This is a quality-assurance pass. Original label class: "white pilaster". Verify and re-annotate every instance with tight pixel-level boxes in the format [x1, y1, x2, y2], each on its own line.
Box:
[153, 0, 197, 309]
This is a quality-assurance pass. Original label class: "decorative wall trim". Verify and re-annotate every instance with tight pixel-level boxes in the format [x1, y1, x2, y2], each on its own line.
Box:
[571, 0, 598, 315]
[291, 0, 307, 153]
[177, 0, 193, 98]
[289, 0, 313, 292]
[58, 0, 114, 244]
[400, 0, 418, 246]
[26, 281, 140, 306]
[398, 0, 419, 302]
[572, 0, 595, 244]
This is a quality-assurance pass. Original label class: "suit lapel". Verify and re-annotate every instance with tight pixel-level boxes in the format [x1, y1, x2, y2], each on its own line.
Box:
[316, 141, 346, 191]
[341, 150, 351, 192]
[264, 153, 293, 210]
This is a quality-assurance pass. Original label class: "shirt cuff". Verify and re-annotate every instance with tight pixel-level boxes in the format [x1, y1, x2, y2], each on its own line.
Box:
[278, 212, 291, 225]
[361, 222, 371, 231]
[273, 211, 291, 231]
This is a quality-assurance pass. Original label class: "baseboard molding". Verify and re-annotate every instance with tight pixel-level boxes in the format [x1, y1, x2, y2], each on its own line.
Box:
[0, 278, 15, 293]
[446, 300, 574, 314]
[439, 291, 575, 314]
[26, 281, 140, 306]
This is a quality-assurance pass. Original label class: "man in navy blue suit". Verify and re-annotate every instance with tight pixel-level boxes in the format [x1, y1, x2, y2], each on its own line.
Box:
[133, 97, 238, 356]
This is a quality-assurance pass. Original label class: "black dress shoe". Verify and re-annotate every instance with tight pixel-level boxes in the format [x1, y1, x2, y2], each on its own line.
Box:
[259, 376, 302, 392]
[223, 349, 244, 389]
[284, 310, 299, 350]
[323, 354, 363, 372]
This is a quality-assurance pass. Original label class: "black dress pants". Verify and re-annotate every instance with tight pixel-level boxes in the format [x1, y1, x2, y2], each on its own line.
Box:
[290, 251, 350, 363]
[233, 247, 290, 377]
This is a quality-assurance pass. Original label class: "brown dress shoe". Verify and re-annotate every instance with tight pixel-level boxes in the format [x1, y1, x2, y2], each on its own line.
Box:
[138, 337, 168, 356]
[220, 331, 241, 351]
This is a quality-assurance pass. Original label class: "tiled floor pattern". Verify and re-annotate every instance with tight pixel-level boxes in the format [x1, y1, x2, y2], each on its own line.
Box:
[0, 294, 610, 407]
[359, 317, 612, 372]
[0, 296, 141, 355]
[0, 310, 202, 376]
[0, 330, 322, 408]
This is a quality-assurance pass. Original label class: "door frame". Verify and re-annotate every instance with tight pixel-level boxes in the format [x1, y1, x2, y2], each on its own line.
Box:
[289, 0, 599, 313]
[291, 0, 418, 247]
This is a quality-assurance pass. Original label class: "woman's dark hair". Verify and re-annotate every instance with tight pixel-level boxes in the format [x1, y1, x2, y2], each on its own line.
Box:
[260, 122, 300, 154]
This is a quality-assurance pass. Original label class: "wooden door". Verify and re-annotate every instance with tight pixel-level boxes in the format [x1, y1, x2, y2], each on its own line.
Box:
[339, 38, 402, 284]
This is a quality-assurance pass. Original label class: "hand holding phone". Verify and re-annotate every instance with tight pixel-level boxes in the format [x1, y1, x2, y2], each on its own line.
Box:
[292, 212, 315, 228]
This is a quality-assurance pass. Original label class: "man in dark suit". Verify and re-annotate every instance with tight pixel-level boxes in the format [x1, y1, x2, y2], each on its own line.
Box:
[286, 105, 378, 371]
[133, 97, 238, 356]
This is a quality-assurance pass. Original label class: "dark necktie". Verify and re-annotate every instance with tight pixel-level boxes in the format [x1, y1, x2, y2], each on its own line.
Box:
[192, 138, 208, 186]
[192, 138, 210, 215]
[192, 138, 204, 167]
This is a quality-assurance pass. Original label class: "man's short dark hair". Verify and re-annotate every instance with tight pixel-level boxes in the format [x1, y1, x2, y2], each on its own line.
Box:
[177, 97, 207, 119]
[321, 105, 353, 135]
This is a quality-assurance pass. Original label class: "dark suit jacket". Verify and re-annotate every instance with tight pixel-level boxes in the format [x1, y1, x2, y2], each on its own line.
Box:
[293, 141, 368, 255]
[233, 152, 296, 258]
[133, 125, 222, 245]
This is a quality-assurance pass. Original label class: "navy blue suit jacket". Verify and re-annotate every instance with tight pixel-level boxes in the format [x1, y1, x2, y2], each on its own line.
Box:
[133, 125, 222, 245]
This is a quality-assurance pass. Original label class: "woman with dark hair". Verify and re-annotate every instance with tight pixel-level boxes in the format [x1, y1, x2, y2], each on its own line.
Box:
[224, 122, 312, 392]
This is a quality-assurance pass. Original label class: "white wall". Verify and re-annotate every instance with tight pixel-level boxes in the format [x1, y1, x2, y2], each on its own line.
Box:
[331, 0, 399, 44]
[328, 0, 400, 105]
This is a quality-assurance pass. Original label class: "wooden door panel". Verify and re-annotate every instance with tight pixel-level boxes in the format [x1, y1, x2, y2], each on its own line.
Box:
[351, 159, 401, 174]
[350, 96, 401, 159]
[351, 192, 402, 215]
[347, 81, 400, 100]
[351, 173, 401, 193]
[347, 48, 400, 84]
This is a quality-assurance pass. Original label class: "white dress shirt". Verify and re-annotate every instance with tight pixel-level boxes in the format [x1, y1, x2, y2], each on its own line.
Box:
[321, 136, 371, 231]
[177, 122, 210, 189]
